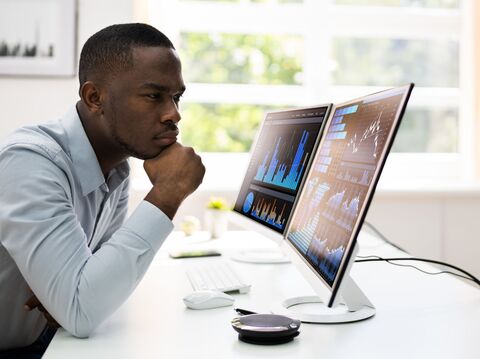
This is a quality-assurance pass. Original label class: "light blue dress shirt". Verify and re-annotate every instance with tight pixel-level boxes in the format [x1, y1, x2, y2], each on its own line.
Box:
[0, 106, 173, 349]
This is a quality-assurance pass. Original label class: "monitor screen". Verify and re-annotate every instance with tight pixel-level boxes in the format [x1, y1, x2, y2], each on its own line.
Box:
[286, 85, 413, 291]
[233, 105, 331, 234]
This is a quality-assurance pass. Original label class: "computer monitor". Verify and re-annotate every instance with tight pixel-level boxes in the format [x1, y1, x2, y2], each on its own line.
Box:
[277, 84, 414, 323]
[229, 105, 332, 262]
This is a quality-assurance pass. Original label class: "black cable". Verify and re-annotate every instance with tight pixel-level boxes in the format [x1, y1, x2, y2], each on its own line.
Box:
[363, 220, 408, 253]
[360, 221, 479, 286]
[355, 255, 480, 286]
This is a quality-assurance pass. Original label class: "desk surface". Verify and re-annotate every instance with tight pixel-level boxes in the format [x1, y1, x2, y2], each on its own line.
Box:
[44, 230, 480, 359]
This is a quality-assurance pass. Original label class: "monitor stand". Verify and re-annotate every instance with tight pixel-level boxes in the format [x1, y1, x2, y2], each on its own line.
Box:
[230, 249, 291, 264]
[272, 242, 375, 323]
[274, 275, 375, 323]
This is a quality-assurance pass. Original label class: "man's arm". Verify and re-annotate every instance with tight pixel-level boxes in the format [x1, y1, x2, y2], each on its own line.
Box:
[23, 178, 131, 327]
[0, 147, 174, 337]
[94, 178, 130, 250]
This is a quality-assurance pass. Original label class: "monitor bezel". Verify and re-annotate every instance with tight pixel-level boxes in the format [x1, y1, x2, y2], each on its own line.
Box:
[231, 103, 333, 244]
[283, 84, 414, 307]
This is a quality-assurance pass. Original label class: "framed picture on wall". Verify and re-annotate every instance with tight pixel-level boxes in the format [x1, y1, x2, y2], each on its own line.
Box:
[0, 0, 76, 77]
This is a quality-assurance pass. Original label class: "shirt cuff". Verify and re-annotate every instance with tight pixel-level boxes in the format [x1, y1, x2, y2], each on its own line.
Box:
[122, 200, 174, 252]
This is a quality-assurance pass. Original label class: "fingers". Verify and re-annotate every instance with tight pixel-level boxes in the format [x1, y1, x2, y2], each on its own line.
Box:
[24, 293, 61, 328]
[24, 294, 41, 311]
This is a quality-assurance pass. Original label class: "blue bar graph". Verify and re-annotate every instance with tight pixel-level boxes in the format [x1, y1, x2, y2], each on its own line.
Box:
[254, 130, 310, 191]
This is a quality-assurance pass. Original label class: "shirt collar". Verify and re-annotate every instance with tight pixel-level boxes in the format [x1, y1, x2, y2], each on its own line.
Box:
[61, 105, 130, 196]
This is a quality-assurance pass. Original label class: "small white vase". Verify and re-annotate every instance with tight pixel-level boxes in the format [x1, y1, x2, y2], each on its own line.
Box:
[204, 209, 228, 239]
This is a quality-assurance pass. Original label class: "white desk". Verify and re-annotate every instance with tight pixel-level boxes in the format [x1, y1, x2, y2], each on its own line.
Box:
[44, 230, 480, 359]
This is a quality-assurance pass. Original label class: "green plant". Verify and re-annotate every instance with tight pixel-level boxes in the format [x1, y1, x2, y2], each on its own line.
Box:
[206, 197, 230, 211]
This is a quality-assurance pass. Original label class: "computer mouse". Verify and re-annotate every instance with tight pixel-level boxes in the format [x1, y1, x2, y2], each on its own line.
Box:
[183, 290, 235, 310]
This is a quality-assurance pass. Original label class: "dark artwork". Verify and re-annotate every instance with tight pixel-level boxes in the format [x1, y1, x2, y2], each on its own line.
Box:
[0, 40, 54, 57]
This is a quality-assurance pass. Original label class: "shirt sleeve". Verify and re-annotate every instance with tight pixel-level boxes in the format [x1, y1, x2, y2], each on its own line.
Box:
[94, 177, 130, 251]
[0, 146, 173, 337]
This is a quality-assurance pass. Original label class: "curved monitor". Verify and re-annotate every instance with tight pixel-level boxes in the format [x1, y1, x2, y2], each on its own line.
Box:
[231, 105, 332, 243]
[284, 84, 414, 311]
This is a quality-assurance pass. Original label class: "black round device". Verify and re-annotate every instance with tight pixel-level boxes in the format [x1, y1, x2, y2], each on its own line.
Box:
[231, 314, 301, 345]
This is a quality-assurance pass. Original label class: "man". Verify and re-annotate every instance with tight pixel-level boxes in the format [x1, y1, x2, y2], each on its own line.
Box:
[0, 23, 205, 356]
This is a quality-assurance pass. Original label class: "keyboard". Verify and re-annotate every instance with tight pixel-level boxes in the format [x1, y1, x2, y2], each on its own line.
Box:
[186, 262, 251, 294]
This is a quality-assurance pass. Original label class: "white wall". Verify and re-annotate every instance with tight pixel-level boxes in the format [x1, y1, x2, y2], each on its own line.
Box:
[366, 191, 480, 279]
[0, 0, 134, 135]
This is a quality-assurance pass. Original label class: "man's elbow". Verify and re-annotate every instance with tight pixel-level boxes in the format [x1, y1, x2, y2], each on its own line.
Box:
[70, 326, 93, 339]
[61, 314, 97, 339]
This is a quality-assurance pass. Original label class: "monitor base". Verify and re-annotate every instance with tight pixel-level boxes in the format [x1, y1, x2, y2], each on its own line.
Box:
[230, 249, 291, 264]
[274, 295, 375, 323]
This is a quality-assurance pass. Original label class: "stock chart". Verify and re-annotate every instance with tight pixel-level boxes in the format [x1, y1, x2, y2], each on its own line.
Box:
[287, 92, 405, 286]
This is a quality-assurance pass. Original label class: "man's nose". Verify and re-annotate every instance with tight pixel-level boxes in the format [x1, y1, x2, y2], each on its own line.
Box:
[162, 99, 181, 123]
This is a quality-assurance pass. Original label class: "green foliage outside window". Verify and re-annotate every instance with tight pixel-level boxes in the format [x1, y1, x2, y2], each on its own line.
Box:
[176, 7, 458, 154]
[180, 103, 271, 152]
[333, 38, 459, 87]
[179, 32, 304, 85]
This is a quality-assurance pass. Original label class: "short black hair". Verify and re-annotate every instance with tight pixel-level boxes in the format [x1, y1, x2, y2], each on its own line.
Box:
[78, 23, 175, 86]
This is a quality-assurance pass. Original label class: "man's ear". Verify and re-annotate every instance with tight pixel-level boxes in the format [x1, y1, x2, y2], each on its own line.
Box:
[79, 81, 104, 114]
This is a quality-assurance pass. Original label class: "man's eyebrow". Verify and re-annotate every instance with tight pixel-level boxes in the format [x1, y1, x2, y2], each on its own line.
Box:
[140, 83, 186, 93]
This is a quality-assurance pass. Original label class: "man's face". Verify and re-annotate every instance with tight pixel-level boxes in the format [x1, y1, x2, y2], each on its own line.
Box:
[102, 46, 186, 160]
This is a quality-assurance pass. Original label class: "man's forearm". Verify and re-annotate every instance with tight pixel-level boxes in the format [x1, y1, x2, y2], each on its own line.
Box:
[144, 186, 184, 220]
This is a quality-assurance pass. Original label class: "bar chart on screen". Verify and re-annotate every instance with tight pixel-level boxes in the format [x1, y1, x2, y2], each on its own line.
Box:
[252, 126, 318, 192]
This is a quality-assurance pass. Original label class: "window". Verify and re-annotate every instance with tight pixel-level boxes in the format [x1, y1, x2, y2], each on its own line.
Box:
[140, 0, 474, 190]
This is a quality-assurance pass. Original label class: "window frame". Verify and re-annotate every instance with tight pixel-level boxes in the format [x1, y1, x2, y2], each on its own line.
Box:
[140, 0, 475, 191]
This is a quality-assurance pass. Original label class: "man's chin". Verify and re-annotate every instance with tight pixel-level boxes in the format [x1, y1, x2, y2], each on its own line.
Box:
[132, 148, 166, 160]
[141, 153, 161, 160]
[115, 137, 170, 160]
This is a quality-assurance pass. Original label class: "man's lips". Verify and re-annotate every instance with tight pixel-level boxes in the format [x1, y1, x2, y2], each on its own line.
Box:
[153, 130, 179, 145]
[154, 129, 179, 139]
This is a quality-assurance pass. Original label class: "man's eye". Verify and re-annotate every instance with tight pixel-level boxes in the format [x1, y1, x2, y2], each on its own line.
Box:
[174, 94, 182, 103]
[147, 94, 159, 100]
